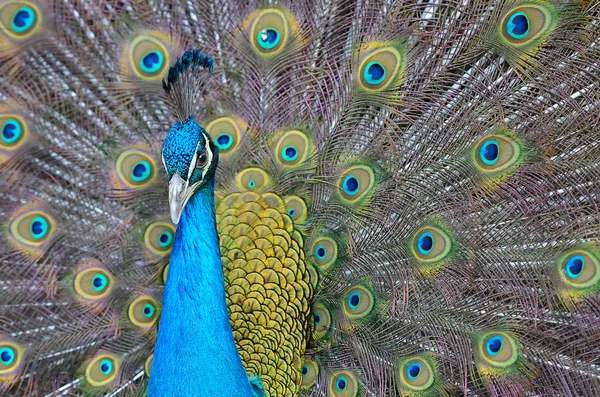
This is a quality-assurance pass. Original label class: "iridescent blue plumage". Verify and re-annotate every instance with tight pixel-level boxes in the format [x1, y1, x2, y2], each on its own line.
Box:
[149, 117, 257, 396]
[161, 119, 203, 180]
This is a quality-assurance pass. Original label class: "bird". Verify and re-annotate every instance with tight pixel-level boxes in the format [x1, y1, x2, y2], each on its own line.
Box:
[0, 0, 600, 396]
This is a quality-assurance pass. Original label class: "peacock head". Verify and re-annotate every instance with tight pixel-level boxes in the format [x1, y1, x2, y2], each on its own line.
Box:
[161, 115, 219, 224]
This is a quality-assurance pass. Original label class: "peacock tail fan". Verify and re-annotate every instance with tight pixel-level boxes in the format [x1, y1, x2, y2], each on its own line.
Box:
[0, 0, 599, 396]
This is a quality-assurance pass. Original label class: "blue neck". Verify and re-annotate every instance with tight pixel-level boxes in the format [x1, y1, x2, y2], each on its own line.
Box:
[148, 182, 254, 397]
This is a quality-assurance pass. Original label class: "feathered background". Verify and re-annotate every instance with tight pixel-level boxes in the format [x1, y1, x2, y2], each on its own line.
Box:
[0, 0, 599, 395]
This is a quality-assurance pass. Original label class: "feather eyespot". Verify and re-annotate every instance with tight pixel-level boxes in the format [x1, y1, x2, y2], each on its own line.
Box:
[206, 117, 244, 157]
[236, 168, 270, 192]
[248, 9, 291, 56]
[258, 28, 280, 49]
[337, 165, 375, 203]
[336, 377, 348, 391]
[395, 356, 435, 392]
[0, 343, 22, 377]
[74, 268, 113, 300]
[128, 296, 160, 328]
[479, 139, 500, 165]
[0, 1, 41, 39]
[474, 134, 521, 174]
[216, 134, 233, 150]
[0, 114, 28, 154]
[364, 62, 386, 85]
[0, 340, 23, 381]
[506, 12, 529, 39]
[329, 371, 359, 397]
[85, 354, 119, 387]
[300, 359, 318, 389]
[284, 196, 307, 223]
[10, 210, 55, 247]
[342, 285, 375, 320]
[144, 221, 176, 256]
[128, 35, 169, 79]
[274, 130, 310, 167]
[311, 236, 338, 270]
[358, 45, 405, 91]
[115, 149, 156, 189]
[411, 226, 452, 263]
[312, 304, 331, 340]
[557, 249, 600, 290]
[0, 347, 16, 367]
[501, 4, 554, 46]
[477, 332, 518, 368]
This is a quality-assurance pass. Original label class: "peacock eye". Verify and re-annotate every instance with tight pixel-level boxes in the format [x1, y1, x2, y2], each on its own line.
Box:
[300, 359, 319, 389]
[285, 195, 307, 222]
[85, 354, 119, 386]
[342, 285, 375, 320]
[312, 304, 331, 338]
[236, 168, 270, 192]
[206, 117, 244, 157]
[0, 342, 22, 377]
[144, 221, 175, 256]
[557, 249, 600, 290]
[486, 336, 504, 356]
[395, 357, 435, 392]
[411, 226, 452, 263]
[258, 27, 281, 49]
[196, 150, 208, 168]
[248, 9, 291, 56]
[0, 346, 16, 366]
[501, 4, 554, 46]
[1, 119, 22, 145]
[329, 371, 358, 397]
[479, 140, 500, 165]
[128, 296, 160, 328]
[565, 255, 584, 279]
[74, 268, 113, 300]
[311, 236, 338, 271]
[406, 362, 422, 380]
[506, 12, 529, 39]
[337, 165, 375, 203]
[364, 62, 386, 85]
[274, 130, 310, 167]
[336, 377, 347, 390]
[478, 332, 518, 368]
[358, 45, 405, 91]
[10, 211, 55, 247]
[216, 133, 233, 150]
[140, 51, 164, 74]
[99, 359, 113, 375]
[473, 133, 522, 175]
[115, 149, 156, 188]
[0, 2, 41, 39]
[128, 35, 169, 79]
[282, 146, 298, 161]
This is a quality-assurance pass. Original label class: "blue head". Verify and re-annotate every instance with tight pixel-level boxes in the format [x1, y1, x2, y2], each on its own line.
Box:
[162, 116, 219, 224]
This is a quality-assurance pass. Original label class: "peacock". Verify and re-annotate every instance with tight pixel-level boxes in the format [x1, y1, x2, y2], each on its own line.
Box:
[1, 0, 600, 395]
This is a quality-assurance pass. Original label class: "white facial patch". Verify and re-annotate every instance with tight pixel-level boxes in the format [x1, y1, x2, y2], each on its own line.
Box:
[161, 154, 168, 172]
[201, 133, 213, 181]
[187, 141, 202, 180]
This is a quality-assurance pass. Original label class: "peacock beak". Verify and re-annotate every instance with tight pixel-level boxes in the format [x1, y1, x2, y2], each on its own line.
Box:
[168, 172, 192, 225]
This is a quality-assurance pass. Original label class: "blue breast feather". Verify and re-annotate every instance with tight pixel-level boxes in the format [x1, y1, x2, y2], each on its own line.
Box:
[148, 182, 258, 396]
